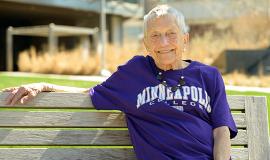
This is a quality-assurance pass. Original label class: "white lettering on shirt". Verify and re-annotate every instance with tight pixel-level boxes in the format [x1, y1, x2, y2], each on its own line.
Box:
[136, 85, 212, 113]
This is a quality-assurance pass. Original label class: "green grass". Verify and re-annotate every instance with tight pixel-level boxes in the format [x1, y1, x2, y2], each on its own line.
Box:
[0, 75, 99, 89]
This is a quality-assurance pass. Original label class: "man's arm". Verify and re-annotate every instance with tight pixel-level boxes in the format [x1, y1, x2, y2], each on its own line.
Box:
[3, 82, 90, 105]
[43, 83, 90, 93]
[213, 126, 231, 160]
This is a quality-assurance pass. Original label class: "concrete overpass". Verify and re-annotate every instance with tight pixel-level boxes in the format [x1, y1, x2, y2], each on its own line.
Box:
[0, 0, 144, 71]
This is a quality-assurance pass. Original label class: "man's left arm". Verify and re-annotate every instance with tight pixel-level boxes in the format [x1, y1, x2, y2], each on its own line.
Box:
[213, 126, 231, 160]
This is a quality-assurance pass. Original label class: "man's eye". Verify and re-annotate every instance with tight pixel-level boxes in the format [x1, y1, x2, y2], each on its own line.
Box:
[168, 32, 177, 38]
[151, 34, 159, 37]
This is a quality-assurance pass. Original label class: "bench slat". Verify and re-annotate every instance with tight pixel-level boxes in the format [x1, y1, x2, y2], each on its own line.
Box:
[0, 111, 246, 128]
[230, 130, 247, 145]
[232, 113, 246, 128]
[245, 96, 270, 160]
[0, 92, 94, 108]
[231, 148, 249, 160]
[0, 129, 247, 146]
[0, 92, 245, 110]
[0, 129, 131, 145]
[0, 148, 248, 160]
[0, 111, 126, 127]
[227, 96, 245, 110]
[0, 148, 136, 160]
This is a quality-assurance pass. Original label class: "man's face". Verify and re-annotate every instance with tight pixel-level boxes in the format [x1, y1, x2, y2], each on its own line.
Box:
[144, 15, 185, 69]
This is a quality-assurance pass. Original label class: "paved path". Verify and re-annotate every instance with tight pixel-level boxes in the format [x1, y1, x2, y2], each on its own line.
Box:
[1, 72, 270, 93]
[225, 85, 270, 93]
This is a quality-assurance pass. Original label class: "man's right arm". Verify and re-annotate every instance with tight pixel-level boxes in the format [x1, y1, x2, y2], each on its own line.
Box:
[2, 82, 90, 105]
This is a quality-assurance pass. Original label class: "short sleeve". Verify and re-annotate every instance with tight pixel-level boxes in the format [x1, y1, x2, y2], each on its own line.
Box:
[210, 69, 238, 139]
[89, 56, 146, 112]
[89, 66, 127, 112]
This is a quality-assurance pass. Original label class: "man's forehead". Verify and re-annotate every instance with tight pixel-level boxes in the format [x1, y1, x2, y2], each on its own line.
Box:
[146, 15, 179, 30]
[148, 14, 175, 23]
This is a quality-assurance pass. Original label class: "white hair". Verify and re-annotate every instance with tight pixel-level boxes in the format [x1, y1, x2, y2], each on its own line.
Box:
[143, 5, 189, 36]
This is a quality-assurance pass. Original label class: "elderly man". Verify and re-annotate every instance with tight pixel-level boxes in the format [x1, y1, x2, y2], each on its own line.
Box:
[4, 5, 237, 160]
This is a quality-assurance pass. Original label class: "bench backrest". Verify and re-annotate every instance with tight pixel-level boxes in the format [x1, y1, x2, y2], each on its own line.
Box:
[0, 93, 269, 160]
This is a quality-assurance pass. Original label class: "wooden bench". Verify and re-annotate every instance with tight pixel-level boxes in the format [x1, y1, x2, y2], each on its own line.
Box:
[0, 93, 269, 160]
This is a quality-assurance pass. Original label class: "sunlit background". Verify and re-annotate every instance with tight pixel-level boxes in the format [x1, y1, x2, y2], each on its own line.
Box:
[0, 0, 269, 87]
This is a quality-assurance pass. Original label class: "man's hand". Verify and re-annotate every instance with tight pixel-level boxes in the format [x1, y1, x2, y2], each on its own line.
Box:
[2, 83, 46, 105]
[2, 83, 90, 105]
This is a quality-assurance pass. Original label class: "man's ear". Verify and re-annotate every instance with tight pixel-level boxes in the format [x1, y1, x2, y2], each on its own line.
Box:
[183, 33, 189, 44]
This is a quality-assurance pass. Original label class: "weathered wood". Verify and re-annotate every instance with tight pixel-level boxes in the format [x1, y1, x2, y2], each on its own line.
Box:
[0, 148, 136, 160]
[0, 129, 247, 146]
[231, 148, 249, 160]
[0, 92, 246, 109]
[230, 130, 248, 145]
[232, 113, 246, 128]
[0, 111, 126, 127]
[227, 95, 246, 110]
[0, 92, 94, 108]
[0, 93, 269, 159]
[0, 129, 131, 145]
[245, 96, 270, 160]
[0, 111, 245, 128]
[0, 148, 247, 160]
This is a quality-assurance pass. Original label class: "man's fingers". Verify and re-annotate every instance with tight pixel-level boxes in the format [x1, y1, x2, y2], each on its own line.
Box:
[2, 87, 18, 92]
[4, 84, 42, 105]
[4, 85, 42, 105]
[5, 90, 18, 105]
[10, 87, 28, 105]
[19, 89, 38, 104]
[20, 95, 33, 104]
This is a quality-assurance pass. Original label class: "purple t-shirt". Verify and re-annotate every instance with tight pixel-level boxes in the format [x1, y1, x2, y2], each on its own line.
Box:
[89, 55, 238, 160]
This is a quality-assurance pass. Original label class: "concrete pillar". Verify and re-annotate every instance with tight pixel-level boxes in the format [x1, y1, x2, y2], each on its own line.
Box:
[6, 27, 13, 71]
[100, 0, 106, 72]
[80, 36, 90, 61]
[111, 15, 123, 47]
[48, 23, 58, 55]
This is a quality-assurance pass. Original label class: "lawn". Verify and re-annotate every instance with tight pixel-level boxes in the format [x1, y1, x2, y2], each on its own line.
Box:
[0, 74, 98, 89]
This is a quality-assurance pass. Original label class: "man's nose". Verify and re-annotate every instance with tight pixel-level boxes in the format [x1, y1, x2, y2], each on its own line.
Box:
[160, 35, 169, 46]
